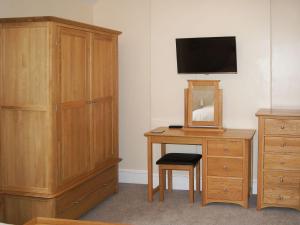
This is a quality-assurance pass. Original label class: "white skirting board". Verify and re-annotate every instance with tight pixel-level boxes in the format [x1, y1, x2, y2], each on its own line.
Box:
[119, 169, 258, 194]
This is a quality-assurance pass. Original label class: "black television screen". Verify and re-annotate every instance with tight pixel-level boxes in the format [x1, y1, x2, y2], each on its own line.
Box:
[176, 36, 237, 74]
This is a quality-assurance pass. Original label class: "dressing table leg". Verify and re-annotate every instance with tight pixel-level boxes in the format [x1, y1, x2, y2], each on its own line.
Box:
[168, 170, 172, 192]
[196, 161, 200, 193]
[147, 138, 153, 202]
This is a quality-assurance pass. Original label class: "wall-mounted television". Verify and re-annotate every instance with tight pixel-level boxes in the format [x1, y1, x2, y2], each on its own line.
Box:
[176, 36, 237, 74]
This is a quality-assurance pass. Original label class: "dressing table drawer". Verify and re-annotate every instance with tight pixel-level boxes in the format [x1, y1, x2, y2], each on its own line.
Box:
[265, 137, 300, 154]
[207, 157, 243, 178]
[265, 119, 300, 136]
[207, 177, 243, 201]
[207, 139, 243, 157]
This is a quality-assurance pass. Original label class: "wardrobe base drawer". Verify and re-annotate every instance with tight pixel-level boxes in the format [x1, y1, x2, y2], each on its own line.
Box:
[57, 180, 117, 219]
[207, 177, 243, 201]
[56, 166, 117, 214]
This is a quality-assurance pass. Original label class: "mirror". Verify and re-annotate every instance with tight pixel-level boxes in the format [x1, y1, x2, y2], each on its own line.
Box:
[186, 80, 223, 129]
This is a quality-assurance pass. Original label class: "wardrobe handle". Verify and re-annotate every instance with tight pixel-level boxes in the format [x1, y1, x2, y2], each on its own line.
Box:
[280, 143, 286, 148]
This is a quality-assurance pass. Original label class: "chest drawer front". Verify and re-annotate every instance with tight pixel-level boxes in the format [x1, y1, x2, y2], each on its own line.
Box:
[207, 139, 243, 157]
[265, 137, 300, 154]
[264, 171, 300, 189]
[207, 157, 243, 178]
[264, 187, 300, 208]
[265, 119, 300, 135]
[207, 177, 243, 201]
[56, 166, 116, 213]
[264, 153, 300, 171]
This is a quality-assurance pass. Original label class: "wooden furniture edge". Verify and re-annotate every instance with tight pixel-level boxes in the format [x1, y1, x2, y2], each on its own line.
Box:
[24, 217, 130, 225]
[256, 108, 300, 117]
[144, 127, 256, 140]
[182, 127, 225, 133]
[0, 16, 121, 35]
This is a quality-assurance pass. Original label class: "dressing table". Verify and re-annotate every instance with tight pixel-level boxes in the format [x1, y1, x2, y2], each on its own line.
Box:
[144, 127, 255, 208]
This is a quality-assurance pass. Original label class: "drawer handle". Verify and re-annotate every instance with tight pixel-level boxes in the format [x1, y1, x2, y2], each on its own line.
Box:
[72, 201, 80, 205]
[223, 165, 228, 170]
[224, 148, 229, 152]
[224, 188, 228, 192]
[280, 143, 286, 148]
[278, 196, 284, 201]
[280, 122, 286, 129]
[280, 177, 284, 183]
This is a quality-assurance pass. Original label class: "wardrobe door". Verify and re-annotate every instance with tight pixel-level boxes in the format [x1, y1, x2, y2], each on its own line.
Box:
[58, 27, 90, 185]
[90, 33, 118, 170]
[0, 22, 53, 195]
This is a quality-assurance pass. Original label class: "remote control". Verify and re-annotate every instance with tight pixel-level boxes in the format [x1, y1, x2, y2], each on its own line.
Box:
[168, 125, 183, 129]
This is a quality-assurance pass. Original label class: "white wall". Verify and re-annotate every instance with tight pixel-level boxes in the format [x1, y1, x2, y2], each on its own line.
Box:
[272, 0, 300, 108]
[150, 0, 272, 180]
[0, 0, 95, 23]
[93, 0, 151, 170]
[93, 0, 300, 190]
[151, 0, 270, 129]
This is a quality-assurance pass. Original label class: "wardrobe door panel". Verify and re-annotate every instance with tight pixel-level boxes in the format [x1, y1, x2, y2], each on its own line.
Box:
[60, 27, 89, 103]
[0, 109, 51, 194]
[58, 27, 90, 185]
[90, 33, 118, 169]
[60, 104, 90, 184]
[1, 24, 49, 106]
[91, 98, 114, 168]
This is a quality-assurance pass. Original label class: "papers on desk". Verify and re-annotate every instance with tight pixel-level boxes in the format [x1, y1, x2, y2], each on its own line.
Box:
[151, 127, 166, 133]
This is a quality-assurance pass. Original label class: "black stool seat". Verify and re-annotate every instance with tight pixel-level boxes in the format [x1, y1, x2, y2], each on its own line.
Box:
[156, 153, 202, 166]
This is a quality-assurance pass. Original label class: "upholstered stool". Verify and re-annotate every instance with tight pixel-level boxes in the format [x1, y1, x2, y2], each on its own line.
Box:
[156, 153, 202, 203]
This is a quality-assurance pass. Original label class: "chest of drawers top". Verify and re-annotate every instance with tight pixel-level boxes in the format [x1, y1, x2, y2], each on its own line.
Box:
[256, 108, 300, 136]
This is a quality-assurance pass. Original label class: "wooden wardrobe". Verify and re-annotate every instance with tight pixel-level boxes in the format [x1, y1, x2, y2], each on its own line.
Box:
[0, 17, 121, 224]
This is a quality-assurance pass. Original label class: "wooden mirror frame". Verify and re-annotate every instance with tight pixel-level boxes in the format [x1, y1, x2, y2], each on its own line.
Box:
[184, 80, 223, 130]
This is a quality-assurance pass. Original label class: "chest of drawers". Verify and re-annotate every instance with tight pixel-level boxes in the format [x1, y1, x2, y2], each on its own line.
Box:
[256, 109, 300, 211]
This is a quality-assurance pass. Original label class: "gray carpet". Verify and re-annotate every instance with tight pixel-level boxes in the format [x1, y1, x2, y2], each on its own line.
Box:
[80, 183, 300, 225]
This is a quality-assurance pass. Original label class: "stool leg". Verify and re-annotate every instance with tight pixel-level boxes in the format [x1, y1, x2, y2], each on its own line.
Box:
[196, 161, 200, 193]
[159, 167, 165, 201]
[168, 170, 172, 192]
[189, 167, 194, 203]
